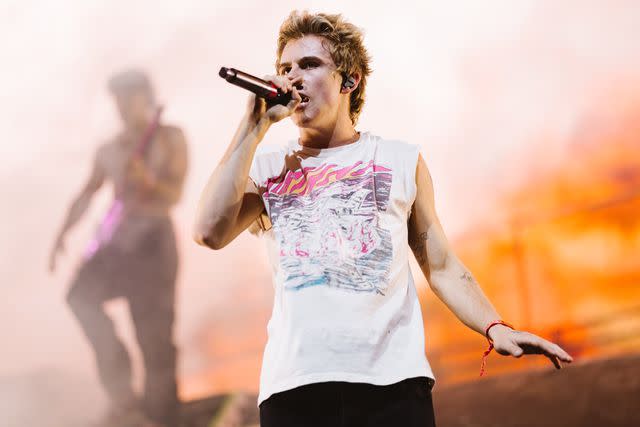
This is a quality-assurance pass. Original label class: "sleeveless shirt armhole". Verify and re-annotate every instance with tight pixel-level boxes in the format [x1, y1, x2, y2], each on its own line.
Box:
[405, 144, 422, 210]
[248, 156, 266, 233]
[249, 149, 277, 233]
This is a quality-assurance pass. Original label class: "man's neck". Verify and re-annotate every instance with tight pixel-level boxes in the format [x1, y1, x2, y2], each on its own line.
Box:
[298, 115, 358, 150]
[124, 115, 155, 139]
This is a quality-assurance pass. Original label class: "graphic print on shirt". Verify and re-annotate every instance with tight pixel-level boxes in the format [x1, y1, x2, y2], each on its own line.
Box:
[264, 160, 393, 294]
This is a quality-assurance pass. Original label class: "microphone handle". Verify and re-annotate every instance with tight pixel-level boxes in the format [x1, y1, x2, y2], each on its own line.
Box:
[219, 67, 292, 106]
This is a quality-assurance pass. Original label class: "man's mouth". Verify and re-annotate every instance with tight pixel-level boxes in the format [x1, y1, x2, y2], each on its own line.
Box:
[299, 94, 310, 104]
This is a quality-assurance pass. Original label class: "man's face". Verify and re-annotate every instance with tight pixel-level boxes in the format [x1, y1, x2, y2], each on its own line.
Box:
[114, 89, 153, 128]
[278, 35, 344, 128]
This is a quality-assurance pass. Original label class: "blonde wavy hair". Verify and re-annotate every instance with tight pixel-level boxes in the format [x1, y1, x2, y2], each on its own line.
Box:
[276, 11, 372, 125]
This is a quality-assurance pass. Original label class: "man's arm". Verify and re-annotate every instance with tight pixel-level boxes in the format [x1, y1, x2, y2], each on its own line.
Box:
[408, 154, 573, 368]
[193, 74, 302, 250]
[49, 147, 106, 272]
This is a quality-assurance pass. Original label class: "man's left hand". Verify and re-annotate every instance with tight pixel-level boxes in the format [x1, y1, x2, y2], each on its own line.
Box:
[488, 324, 574, 369]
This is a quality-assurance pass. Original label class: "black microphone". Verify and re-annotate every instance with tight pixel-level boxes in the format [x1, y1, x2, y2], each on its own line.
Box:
[219, 67, 293, 106]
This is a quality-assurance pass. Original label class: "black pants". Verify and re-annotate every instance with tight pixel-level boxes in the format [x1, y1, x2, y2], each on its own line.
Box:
[66, 216, 179, 426]
[260, 377, 436, 427]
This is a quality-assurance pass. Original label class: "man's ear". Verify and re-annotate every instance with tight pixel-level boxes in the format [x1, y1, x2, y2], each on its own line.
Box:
[341, 72, 361, 93]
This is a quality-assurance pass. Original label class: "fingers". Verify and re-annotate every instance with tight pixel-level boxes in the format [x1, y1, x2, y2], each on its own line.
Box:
[260, 75, 301, 119]
[511, 333, 574, 368]
[247, 74, 304, 123]
[263, 75, 292, 93]
[548, 354, 561, 370]
[524, 335, 573, 361]
[290, 75, 304, 90]
[493, 335, 524, 357]
[547, 341, 573, 363]
[286, 86, 302, 110]
[264, 74, 303, 93]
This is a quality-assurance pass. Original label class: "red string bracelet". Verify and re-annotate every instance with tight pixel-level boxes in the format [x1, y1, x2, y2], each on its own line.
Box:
[480, 320, 514, 377]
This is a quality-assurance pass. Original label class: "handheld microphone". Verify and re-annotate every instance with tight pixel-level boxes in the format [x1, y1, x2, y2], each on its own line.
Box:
[219, 67, 293, 106]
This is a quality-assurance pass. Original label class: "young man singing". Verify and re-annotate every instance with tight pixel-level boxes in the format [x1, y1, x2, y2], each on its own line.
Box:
[195, 11, 572, 427]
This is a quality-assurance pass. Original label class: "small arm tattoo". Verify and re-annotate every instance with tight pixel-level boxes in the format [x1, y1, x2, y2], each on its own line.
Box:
[460, 271, 477, 284]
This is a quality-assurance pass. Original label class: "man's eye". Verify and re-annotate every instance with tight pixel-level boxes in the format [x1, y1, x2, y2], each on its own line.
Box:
[302, 62, 318, 69]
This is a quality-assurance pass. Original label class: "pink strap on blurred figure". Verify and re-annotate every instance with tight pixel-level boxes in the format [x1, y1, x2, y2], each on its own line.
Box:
[83, 107, 164, 260]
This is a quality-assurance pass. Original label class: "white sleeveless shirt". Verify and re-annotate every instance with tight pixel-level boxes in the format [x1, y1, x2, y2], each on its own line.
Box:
[249, 132, 434, 405]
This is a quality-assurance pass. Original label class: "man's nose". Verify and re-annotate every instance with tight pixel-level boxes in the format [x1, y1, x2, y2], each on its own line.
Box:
[287, 66, 302, 80]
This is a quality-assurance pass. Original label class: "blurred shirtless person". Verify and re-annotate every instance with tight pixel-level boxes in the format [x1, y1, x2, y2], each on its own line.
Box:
[49, 70, 188, 427]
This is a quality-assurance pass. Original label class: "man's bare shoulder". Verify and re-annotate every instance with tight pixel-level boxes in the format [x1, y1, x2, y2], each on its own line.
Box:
[159, 124, 187, 146]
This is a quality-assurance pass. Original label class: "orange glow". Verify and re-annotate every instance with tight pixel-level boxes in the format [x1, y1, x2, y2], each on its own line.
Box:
[4, 4, 640, 413]
[182, 88, 640, 394]
[422, 86, 640, 384]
